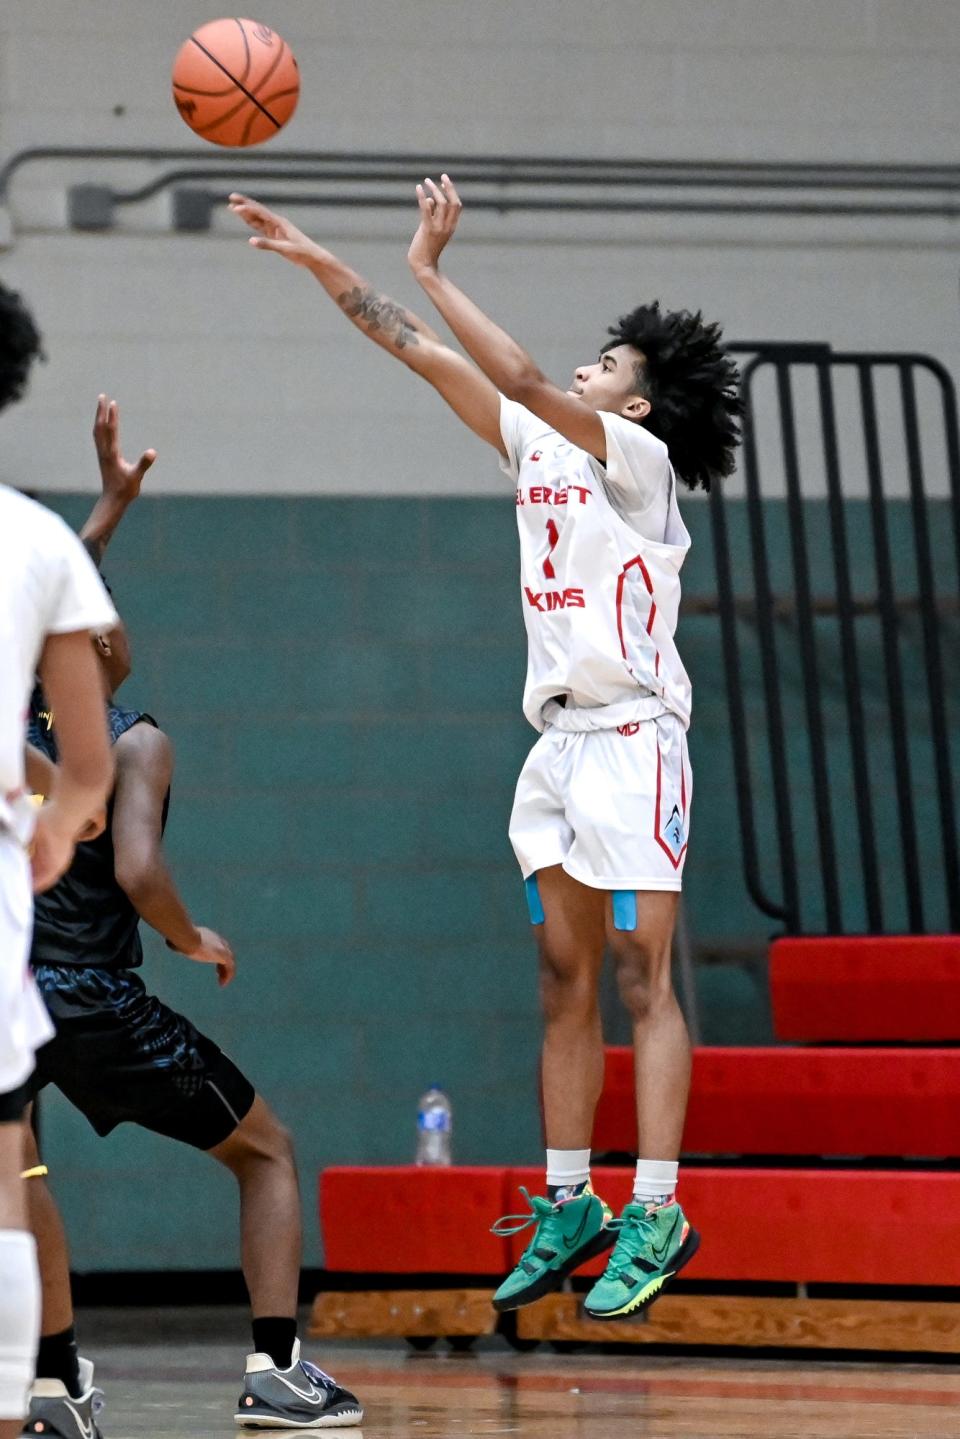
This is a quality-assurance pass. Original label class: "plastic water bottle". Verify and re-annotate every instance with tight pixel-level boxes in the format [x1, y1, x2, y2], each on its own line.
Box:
[416, 1085, 452, 1165]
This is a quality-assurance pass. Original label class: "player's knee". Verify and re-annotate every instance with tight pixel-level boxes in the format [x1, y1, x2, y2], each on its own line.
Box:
[217, 1103, 297, 1176]
[538, 941, 598, 1021]
[613, 939, 672, 1022]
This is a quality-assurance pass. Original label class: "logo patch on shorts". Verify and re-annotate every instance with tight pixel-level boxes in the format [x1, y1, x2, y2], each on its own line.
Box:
[660, 803, 686, 862]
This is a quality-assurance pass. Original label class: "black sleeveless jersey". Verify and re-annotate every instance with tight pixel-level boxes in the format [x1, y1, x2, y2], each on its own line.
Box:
[27, 687, 166, 971]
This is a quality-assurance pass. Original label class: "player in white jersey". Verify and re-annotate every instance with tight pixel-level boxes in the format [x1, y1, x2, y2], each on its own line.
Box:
[0, 282, 116, 1436]
[230, 176, 740, 1321]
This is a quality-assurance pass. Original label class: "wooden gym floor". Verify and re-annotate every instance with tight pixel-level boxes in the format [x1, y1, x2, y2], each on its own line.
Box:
[71, 1307, 960, 1437]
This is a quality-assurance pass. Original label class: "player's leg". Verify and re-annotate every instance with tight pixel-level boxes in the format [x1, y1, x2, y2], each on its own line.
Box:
[20, 988, 106, 1439]
[583, 890, 699, 1319]
[22, 1108, 92, 1414]
[492, 862, 616, 1311]
[537, 864, 607, 1151]
[0, 1106, 39, 1439]
[0, 837, 46, 1439]
[493, 734, 618, 1311]
[612, 890, 691, 1162]
[208, 1095, 301, 1339]
[36, 966, 361, 1430]
[202, 1094, 362, 1428]
[567, 718, 699, 1319]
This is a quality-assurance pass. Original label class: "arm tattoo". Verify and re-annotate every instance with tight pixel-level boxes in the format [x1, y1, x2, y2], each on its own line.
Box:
[337, 285, 420, 350]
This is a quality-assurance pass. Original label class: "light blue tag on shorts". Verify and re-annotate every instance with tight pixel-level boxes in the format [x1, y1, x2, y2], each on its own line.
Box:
[612, 890, 638, 931]
[524, 876, 545, 925]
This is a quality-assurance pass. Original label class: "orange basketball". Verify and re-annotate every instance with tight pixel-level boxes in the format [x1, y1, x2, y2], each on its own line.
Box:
[172, 17, 299, 148]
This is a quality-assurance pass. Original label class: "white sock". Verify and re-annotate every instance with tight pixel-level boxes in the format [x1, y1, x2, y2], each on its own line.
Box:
[545, 1148, 591, 1194]
[633, 1160, 678, 1208]
[0, 1230, 39, 1421]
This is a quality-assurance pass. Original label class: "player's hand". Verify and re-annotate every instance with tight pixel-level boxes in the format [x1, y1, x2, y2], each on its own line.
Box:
[94, 394, 156, 504]
[30, 805, 77, 893]
[184, 925, 236, 988]
[228, 193, 328, 268]
[408, 174, 462, 277]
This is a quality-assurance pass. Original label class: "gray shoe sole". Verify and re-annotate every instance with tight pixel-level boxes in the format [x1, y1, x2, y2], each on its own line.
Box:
[234, 1401, 364, 1429]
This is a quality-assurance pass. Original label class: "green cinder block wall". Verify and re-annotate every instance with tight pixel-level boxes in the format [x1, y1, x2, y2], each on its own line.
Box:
[38, 494, 958, 1272]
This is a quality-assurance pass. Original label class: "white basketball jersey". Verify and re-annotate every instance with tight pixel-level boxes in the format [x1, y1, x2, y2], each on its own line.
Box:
[499, 398, 692, 734]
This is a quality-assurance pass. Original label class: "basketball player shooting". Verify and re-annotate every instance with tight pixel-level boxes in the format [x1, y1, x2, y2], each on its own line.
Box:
[229, 177, 740, 1320]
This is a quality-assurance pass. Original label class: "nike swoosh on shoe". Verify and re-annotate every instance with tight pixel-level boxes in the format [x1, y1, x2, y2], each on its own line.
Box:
[61, 1401, 96, 1439]
[561, 1209, 592, 1251]
[274, 1374, 327, 1404]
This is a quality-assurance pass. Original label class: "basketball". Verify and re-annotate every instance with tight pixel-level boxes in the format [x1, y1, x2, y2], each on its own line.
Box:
[171, 17, 299, 148]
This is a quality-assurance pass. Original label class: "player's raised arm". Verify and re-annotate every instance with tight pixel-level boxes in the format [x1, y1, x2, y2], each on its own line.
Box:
[76, 394, 155, 692]
[408, 175, 608, 462]
[228, 193, 505, 455]
[80, 394, 156, 568]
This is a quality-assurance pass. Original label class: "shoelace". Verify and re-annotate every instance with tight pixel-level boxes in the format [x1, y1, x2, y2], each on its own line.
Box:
[602, 1209, 661, 1286]
[490, 1187, 568, 1274]
[299, 1359, 337, 1391]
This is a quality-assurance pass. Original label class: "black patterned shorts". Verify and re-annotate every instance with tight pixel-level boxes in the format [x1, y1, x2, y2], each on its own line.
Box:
[29, 965, 255, 1150]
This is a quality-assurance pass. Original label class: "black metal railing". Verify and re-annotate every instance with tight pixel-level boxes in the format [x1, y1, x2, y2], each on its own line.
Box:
[712, 343, 960, 936]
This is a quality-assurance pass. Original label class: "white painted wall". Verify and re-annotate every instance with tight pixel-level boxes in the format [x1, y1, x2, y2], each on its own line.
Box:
[1, 0, 958, 496]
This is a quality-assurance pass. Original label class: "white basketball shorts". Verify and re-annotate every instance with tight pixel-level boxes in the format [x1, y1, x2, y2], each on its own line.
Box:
[508, 712, 692, 891]
[0, 834, 53, 1098]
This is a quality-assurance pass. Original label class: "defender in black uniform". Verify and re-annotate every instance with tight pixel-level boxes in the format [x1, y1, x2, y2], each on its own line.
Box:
[21, 399, 362, 1437]
[27, 693, 250, 1147]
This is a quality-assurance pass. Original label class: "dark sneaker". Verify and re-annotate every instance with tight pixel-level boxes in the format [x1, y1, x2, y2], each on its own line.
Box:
[234, 1339, 363, 1429]
[584, 1200, 700, 1319]
[491, 1184, 615, 1312]
[23, 1356, 105, 1438]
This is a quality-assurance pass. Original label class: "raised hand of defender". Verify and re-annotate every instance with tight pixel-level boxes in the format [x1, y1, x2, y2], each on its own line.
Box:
[94, 394, 156, 503]
[228, 193, 328, 267]
[184, 925, 237, 988]
[408, 174, 462, 276]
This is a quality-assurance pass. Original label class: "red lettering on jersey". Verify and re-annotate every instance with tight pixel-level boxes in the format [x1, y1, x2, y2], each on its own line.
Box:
[530, 450, 542, 462]
[515, 487, 524, 507]
[618, 722, 642, 737]
[526, 485, 587, 506]
[526, 587, 585, 612]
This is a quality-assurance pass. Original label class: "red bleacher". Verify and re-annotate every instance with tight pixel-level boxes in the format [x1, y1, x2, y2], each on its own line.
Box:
[321, 1163, 960, 1287]
[770, 935, 960, 1041]
[322, 1166, 507, 1274]
[594, 1045, 960, 1156]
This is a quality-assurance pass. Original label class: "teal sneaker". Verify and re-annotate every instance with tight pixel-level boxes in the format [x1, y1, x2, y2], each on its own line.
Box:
[583, 1200, 700, 1320]
[491, 1185, 615, 1312]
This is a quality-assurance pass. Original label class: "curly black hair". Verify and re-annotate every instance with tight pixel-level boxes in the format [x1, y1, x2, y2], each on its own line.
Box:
[0, 281, 43, 415]
[603, 301, 741, 492]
